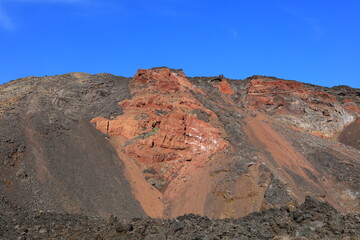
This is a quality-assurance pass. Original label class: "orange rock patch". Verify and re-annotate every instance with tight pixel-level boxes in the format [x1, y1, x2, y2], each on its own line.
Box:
[91, 68, 229, 217]
[213, 79, 234, 95]
[248, 79, 306, 95]
[92, 69, 227, 165]
[343, 104, 360, 113]
[311, 130, 332, 139]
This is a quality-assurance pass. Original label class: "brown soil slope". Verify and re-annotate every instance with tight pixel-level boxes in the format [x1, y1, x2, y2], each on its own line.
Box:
[1, 68, 360, 220]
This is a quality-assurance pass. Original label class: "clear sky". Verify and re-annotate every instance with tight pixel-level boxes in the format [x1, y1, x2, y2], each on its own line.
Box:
[0, 0, 359, 88]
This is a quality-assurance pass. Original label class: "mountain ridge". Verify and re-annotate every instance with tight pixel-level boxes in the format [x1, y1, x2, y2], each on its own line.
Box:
[3, 70, 360, 90]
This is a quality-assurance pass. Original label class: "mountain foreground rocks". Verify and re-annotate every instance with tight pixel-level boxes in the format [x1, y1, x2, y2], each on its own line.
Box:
[0, 67, 359, 239]
[1, 195, 360, 239]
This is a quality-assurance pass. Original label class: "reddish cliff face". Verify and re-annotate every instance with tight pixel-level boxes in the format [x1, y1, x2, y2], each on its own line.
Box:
[92, 68, 227, 165]
[91, 68, 230, 217]
[89, 68, 360, 218]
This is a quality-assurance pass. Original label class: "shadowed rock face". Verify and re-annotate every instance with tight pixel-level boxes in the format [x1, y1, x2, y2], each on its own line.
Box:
[339, 117, 360, 150]
[1, 68, 360, 221]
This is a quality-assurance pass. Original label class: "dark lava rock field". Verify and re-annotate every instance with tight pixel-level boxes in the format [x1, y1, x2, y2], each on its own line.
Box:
[1, 195, 360, 240]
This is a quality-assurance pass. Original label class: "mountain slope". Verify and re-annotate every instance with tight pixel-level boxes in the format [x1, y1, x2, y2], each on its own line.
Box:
[0, 68, 359, 219]
[0, 73, 145, 217]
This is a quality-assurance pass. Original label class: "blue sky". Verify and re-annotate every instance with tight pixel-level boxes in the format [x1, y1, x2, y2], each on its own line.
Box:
[0, 0, 359, 88]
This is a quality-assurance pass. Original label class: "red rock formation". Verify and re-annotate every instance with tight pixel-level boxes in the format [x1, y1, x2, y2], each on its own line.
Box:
[91, 68, 229, 217]
[92, 68, 227, 165]
[90, 69, 360, 219]
[213, 79, 234, 95]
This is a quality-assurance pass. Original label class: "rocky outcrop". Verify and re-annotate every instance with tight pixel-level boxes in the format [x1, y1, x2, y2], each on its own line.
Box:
[91, 68, 228, 166]
[91, 68, 230, 217]
[245, 76, 359, 138]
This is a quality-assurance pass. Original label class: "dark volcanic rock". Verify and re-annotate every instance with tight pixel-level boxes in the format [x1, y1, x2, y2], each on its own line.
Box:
[339, 119, 360, 150]
[0, 73, 145, 218]
[1, 195, 359, 239]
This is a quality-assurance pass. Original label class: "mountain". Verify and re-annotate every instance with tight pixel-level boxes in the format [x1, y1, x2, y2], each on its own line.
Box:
[0, 67, 359, 237]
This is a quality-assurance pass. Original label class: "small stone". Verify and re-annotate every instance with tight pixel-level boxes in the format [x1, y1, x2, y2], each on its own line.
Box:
[15, 169, 28, 179]
[34, 225, 41, 231]
[21, 229, 28, 235]
[39, 228, 48, 234]
[116, 223, 133, 233]
[247, 161, 255, 167]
